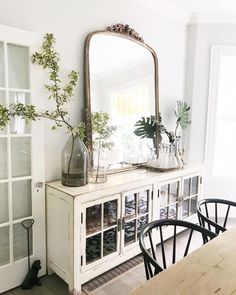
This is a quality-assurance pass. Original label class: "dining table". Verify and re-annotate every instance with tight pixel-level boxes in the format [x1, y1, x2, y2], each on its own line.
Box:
[130, 226, 236, 295]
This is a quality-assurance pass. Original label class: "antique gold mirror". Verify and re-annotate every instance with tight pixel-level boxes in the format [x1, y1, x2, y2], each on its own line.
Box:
[85, 24, 159, 172]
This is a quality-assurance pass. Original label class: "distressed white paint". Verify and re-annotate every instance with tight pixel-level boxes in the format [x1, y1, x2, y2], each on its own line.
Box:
[46, 165, 202, 294]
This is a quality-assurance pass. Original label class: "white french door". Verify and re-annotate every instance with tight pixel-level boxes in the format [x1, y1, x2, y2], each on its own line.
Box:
[0, 25, 46, 292]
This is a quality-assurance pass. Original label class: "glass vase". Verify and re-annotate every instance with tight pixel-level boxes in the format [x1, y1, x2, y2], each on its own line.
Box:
[61, 135, 88, 187]
[174, 136, 184, 168]
[89, 148, 107, 183]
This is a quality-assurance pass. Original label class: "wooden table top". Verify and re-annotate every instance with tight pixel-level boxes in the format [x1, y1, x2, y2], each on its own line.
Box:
[131, 226, 236, 295]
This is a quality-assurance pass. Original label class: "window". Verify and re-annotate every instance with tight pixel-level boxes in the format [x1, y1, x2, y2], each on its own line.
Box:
[206, 46, 236, 178]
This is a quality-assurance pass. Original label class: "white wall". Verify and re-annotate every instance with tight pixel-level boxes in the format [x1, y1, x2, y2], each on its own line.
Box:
[0, 0, 186, 181]
[186, 23, 236, 165]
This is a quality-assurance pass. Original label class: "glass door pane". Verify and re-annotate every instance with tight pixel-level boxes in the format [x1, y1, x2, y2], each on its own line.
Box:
[0, 91, 7, 134]
[139, 191, 148, 214]
[183, 178, 191, 197]
[0, 227, 10, 266]
[160, 184, 168, 207]
[11, 137, 31, 177]
[182, 199, 190, 218]
[0, 42, 4, 87]
[86, 234, 101, 264]
[13, 223, 32, 261]
[182, 176, 200, 218]
[125, 194, 137, 219]
[9, 92, 31, 134]
[137, 215, 148, 238]
[104, 200, 117, 228]
[86, 205, 101, 235]
[169, 182, 178, 203]
[0, 90, 5, 105]
[103, 228, 117, 257]
[0, 138, 8, 179]
[191, 176, 199, 195]
[12, 180, 32, 220]
[0, 183, 9, 223]
[124, 220, 136, 246]
[7, 44, 29, 89]
[190, 197, 198, 215]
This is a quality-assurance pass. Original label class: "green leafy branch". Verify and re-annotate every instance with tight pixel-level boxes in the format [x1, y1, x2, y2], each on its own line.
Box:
[91, 111, 117, 151]
[0, 33, 85, 139]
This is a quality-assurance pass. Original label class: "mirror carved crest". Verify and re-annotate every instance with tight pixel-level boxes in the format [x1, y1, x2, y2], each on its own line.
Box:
[107, 24, 144, 43]
[84, 24, 159, 172]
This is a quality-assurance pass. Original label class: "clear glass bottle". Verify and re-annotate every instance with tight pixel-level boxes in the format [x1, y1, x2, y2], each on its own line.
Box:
[61, 135, 88, 187]
[168, 143, 178, 169]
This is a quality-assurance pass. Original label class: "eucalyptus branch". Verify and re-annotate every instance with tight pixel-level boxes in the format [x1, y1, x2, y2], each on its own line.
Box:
[31, 33, 83, 137]
[91, 111, 117, 151]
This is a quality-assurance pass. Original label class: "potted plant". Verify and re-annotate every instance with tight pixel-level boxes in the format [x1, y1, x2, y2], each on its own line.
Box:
[134, 101, 191, 168]
[0, 33, 87, 187]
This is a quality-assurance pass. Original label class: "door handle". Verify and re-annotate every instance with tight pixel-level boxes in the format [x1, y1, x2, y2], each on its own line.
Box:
[35, 182, 44, 188]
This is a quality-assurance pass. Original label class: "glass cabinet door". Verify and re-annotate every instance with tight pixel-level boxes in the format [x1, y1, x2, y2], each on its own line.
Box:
[83, 195, 120, 270]
[159, 180, 180, 220]
[122, 186, 152, 248]
[181, 175, 200, 219]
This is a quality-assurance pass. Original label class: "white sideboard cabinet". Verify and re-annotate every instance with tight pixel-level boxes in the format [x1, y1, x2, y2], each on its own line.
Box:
[46, 165, 202, 294]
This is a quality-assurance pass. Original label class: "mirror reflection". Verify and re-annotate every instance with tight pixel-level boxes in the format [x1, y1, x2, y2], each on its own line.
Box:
[88, 33, 157, 169]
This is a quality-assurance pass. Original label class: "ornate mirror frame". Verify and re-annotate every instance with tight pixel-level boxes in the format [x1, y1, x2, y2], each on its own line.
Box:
[84, 24, 160, 170]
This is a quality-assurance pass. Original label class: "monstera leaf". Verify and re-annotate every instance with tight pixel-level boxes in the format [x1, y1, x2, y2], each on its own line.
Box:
[174, 101, 191, 129]
[134, 116, 157, 139]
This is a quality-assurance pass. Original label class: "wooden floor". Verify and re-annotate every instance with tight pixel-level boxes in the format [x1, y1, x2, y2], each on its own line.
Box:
[3, 265, 146, 295]
[4, 219, 236, 295]
[3, 229, 200, 295]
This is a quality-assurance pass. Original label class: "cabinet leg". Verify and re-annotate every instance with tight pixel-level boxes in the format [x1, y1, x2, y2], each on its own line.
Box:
[69, 288, 82, 295]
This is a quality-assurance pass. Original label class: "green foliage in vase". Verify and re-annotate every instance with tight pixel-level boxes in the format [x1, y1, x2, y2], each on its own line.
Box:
[156, 114, 175, 143]
[0, 33, 85, 139]
[134, 100, 191, 144]
[91, 111, 117, 150]
[133, 116, 156, 139]
[174, 101, 191, 133]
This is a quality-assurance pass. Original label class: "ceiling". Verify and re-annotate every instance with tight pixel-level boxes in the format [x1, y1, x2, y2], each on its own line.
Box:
[133, 0, 236, 23]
